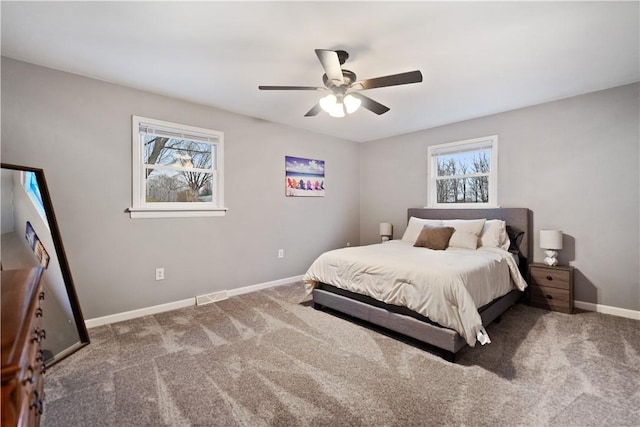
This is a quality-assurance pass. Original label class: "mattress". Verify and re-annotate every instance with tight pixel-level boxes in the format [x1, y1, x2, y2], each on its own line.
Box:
[304, 240, 527, 347]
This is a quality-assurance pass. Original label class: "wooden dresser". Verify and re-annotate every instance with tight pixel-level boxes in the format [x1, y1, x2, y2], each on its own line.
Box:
[528, 263, 574, 314]
[1, 268, 46, 427]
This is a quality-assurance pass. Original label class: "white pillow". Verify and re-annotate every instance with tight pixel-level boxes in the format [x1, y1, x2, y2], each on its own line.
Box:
[448, 231, 478, 250]
[442, 219, 486, 235]
[401, 217, 443, 243]
[480, 219, 510, 250]
[442, 219, 486, 249]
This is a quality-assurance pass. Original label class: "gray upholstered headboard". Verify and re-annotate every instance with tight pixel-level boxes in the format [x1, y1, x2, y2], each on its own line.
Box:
[407, 208, 532, 268]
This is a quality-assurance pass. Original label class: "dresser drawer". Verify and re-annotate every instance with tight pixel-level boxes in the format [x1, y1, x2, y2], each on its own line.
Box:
[529, 285, 572, 313]
[2, 268, 46, 427]
[530, 266, 571, 290]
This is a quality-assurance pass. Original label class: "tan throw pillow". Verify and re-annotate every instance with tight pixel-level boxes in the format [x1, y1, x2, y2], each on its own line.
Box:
[414, 226, 455, 250]
[442, 219, 486, 249]
[448, 231, 479, 250]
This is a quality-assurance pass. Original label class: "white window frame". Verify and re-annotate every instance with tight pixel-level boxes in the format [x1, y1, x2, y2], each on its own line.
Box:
[427, 135, 498, 208]
[129, 115, 226, 219]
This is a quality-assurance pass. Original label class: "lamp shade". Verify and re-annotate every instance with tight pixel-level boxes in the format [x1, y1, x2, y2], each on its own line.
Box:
[343, 94, 361, 114]
[379, 222, 393, 236]
[328, 103, 345, 118]
[540, 229, 563, 250]
[319, 94, 337, 112]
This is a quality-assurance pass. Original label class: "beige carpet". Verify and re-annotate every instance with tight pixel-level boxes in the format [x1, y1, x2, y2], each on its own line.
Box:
[43, 282, 639, 426]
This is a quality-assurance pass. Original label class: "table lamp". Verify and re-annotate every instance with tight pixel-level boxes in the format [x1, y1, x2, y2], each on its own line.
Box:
[379, 222, 393, 242]
[540, 229, 563, 266]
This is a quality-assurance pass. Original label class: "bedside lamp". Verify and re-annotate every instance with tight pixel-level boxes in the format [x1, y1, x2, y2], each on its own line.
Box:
[540, 229, 563, 266]
[379, 222, 393, 242]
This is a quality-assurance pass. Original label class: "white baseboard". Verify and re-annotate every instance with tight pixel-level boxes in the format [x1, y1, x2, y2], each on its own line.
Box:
[84, 298, 195, 328]
[85, 279, 637, 328]
[226, 274, 304, 297]
[574, 300, 640, 320]
[85, 274, 305, 329]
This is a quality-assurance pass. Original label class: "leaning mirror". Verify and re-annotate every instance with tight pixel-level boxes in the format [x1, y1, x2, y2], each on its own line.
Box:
[1, 163, 89, 367]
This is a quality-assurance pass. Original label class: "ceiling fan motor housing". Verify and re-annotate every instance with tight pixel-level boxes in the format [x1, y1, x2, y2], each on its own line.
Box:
[323, 69, 357, 93]
[335, 50, 349, 65]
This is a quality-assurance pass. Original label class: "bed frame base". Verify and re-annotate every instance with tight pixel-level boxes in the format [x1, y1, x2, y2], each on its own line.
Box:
[313, 287, 521, 362]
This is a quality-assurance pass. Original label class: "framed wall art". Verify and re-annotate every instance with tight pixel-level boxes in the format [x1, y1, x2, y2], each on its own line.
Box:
[285, 156, 325, 197]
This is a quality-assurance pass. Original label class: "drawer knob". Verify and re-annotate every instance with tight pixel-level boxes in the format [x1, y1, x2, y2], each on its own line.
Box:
[31, 328, 46, 343]
[23, 366, 35, 385]
[546, 275, 553, 281]
[546, 294, 553, 300]
[29, 390, 44, 414]
[29, 390, 40, 411]
[35, 307, 43, 317]
[39, 291, 45, 300]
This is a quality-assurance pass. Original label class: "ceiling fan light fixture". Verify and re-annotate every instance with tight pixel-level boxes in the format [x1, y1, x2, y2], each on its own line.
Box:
[320, 93, 359, 118]
[319, 94, 337, 113]
[328, 102, 346, 118]
[343, 94, 361, 114]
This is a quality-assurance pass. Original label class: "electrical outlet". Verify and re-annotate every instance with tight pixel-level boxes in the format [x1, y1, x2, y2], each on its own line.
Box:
[155, 268, 165, 281]
[278, 249, 284, 259]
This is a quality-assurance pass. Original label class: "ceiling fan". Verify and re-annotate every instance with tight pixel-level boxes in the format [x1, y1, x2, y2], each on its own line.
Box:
[258, 49, 423, 118]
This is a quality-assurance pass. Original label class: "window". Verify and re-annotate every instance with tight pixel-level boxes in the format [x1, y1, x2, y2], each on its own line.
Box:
[129, 116, 225, 218]
[427, 135, 498, 208]
[23, 171, 48, 224]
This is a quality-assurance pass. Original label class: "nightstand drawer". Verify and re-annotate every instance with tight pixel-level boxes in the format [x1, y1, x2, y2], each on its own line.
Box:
[530, 266, 571, 290]
[529, 285, 572, 313]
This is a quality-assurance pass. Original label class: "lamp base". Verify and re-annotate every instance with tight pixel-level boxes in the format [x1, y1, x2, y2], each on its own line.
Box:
[543, 250, 558, 266]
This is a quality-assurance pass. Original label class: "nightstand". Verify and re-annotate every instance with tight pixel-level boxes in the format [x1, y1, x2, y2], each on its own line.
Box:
[528, 263, 574, 313]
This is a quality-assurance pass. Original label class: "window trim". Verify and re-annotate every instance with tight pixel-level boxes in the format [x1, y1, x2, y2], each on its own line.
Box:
[130, 115, 226, 219]
[427, 135, 498, 208]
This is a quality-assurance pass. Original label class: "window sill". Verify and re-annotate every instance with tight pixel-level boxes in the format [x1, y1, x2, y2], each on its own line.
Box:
[127, 207, 228, 219]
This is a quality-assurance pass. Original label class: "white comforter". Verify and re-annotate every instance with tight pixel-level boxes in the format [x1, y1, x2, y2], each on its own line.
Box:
[304, 240, 527, 347]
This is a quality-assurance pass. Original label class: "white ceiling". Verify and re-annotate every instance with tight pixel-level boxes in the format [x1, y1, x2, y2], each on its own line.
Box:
[2, 1, 638, 143]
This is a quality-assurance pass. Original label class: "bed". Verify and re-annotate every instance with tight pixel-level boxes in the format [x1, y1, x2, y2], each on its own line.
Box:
[305, 208, 532, 362]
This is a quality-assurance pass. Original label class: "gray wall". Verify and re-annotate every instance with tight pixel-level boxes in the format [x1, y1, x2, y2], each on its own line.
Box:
[1, 170, 15, 233]
[1, 58, 361, 318]
[3, 57, 638, 315]
[360, 83, 639, 311]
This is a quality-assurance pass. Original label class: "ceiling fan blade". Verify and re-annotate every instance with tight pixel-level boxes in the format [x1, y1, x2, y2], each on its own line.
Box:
[315, 49, 344, 85]
[355, 70, 423, 90]
[304, 103, 322, 117]
[258, 85, 324, 91]
[350, 93, 390, 115]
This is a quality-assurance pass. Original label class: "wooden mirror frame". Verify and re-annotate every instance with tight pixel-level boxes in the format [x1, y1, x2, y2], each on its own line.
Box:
[1, 163, 90, 367]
